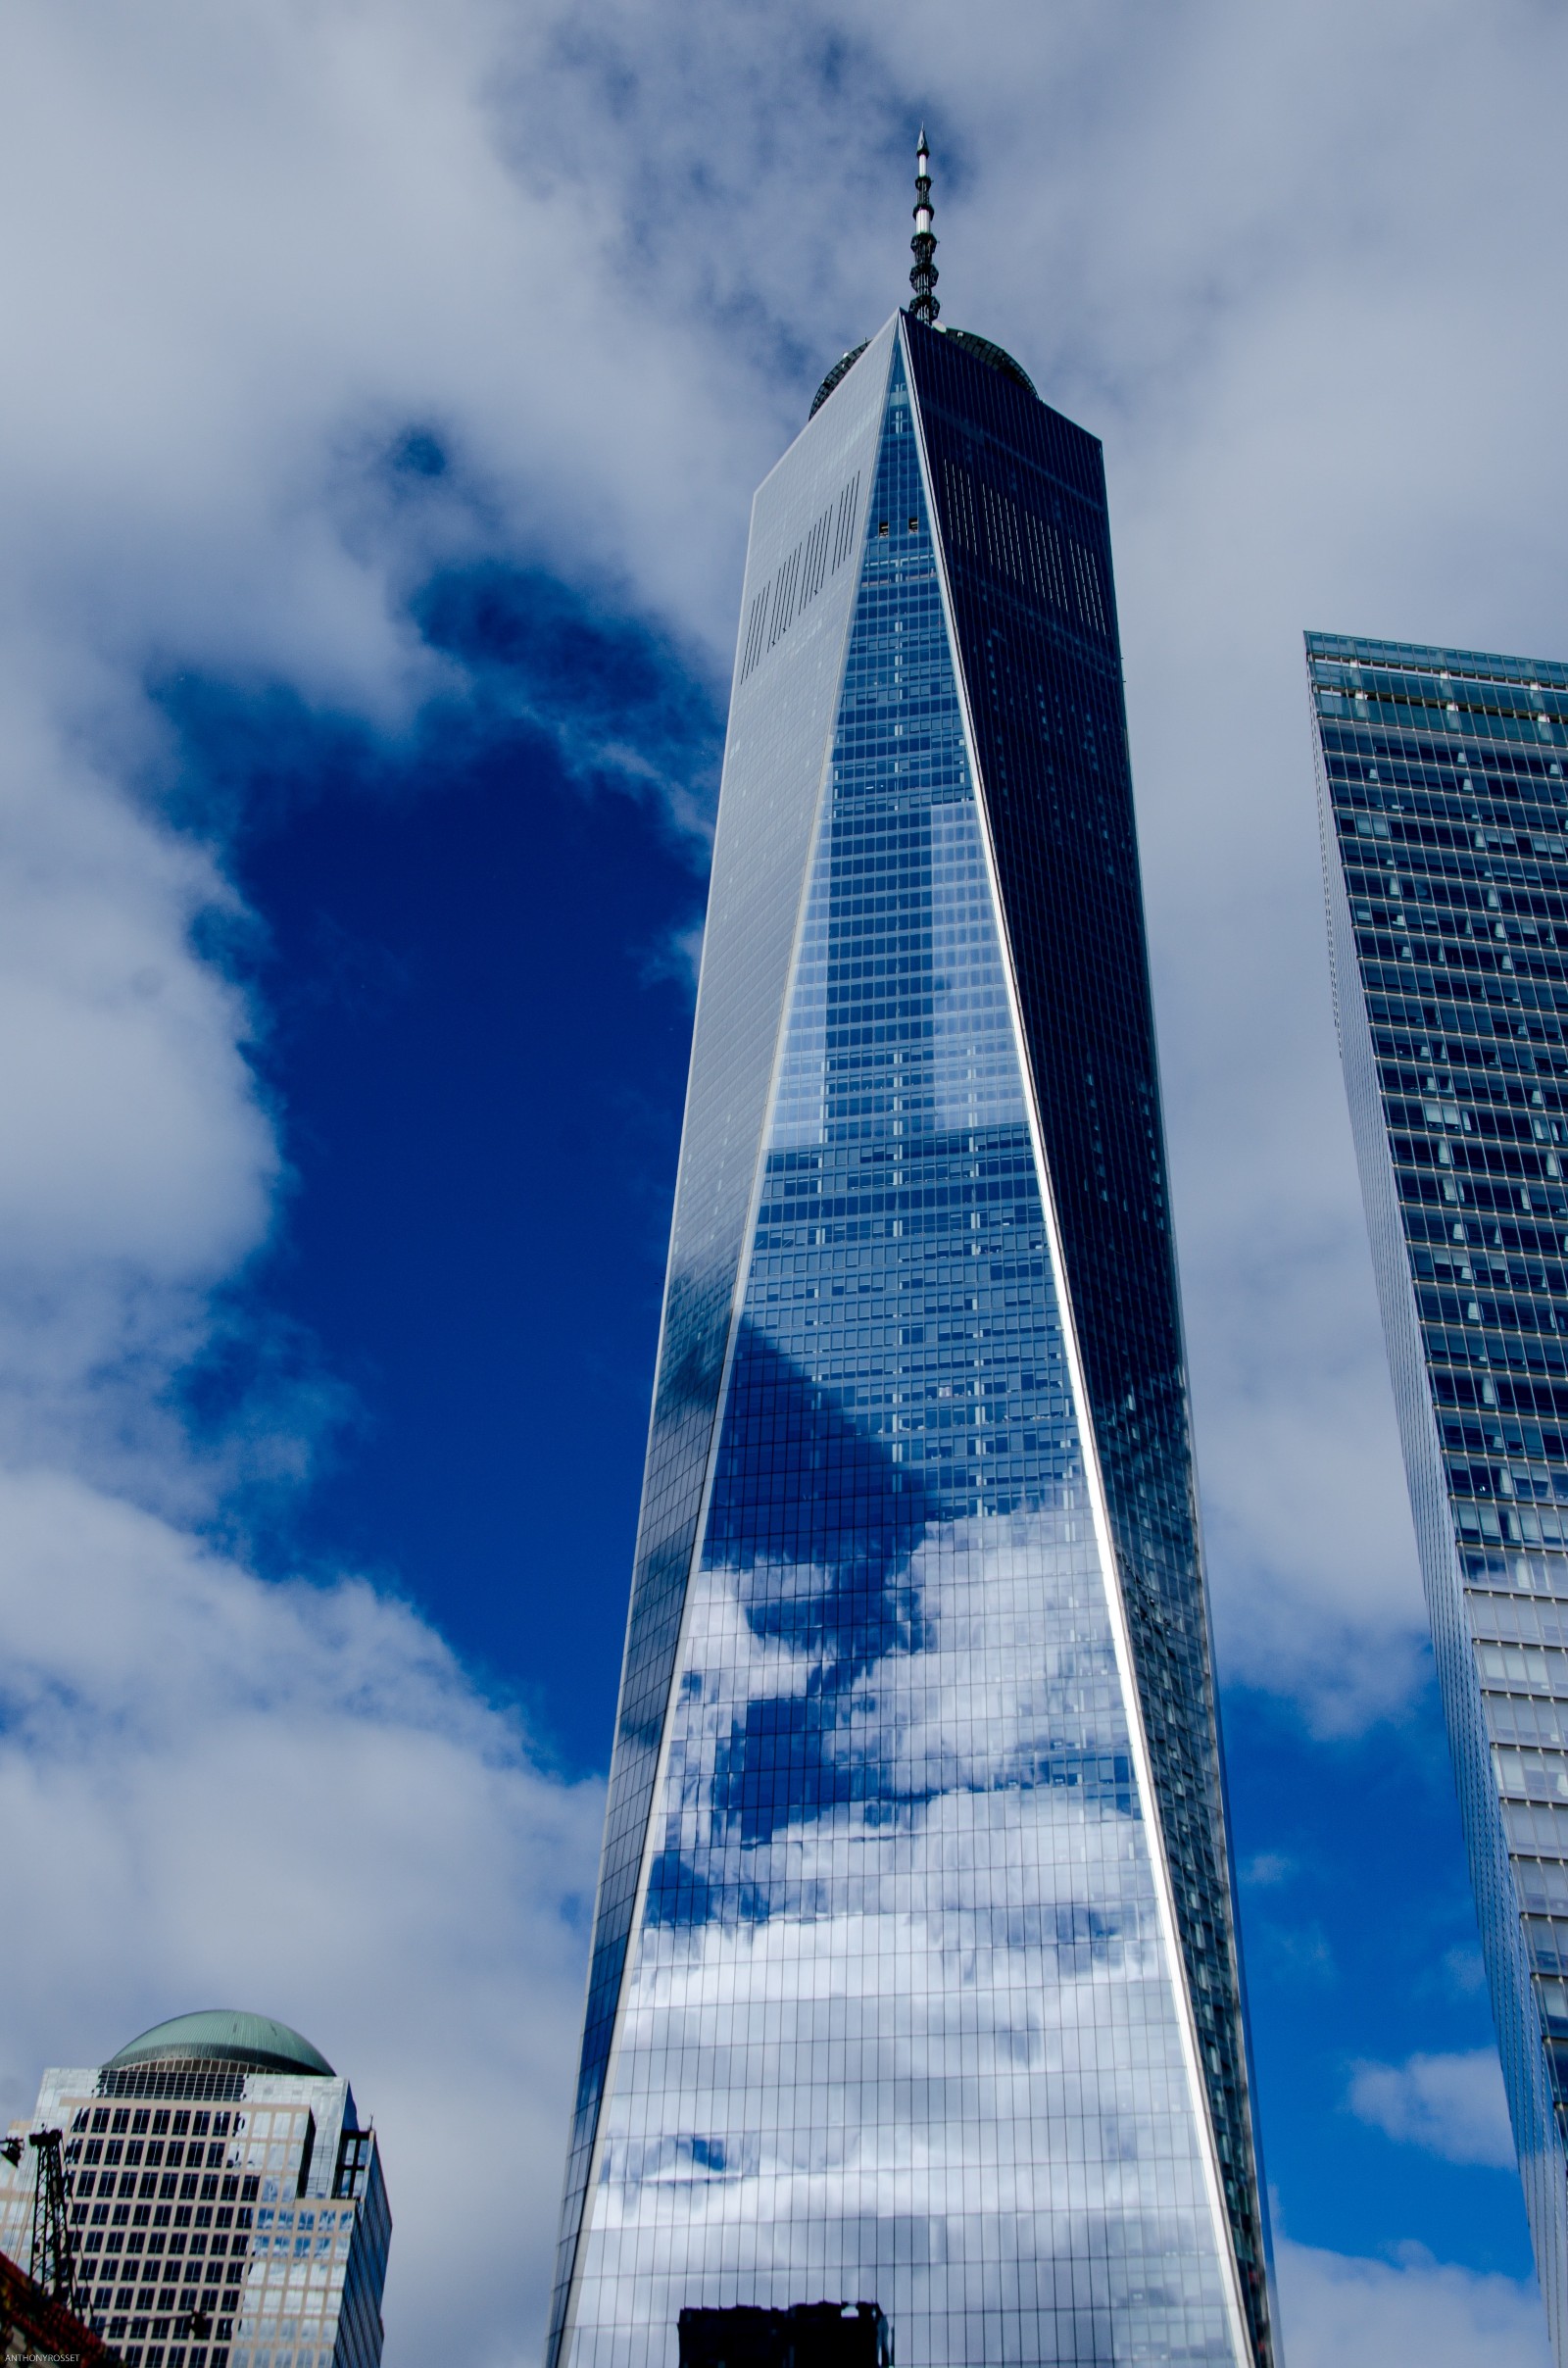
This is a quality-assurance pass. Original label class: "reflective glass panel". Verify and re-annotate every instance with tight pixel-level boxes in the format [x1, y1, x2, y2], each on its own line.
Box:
[1312, 630, 1568, 2353]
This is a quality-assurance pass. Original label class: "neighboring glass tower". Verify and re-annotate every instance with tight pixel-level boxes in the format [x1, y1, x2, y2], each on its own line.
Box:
[551, 167, 1273, 2368]
[1311, 630, 1568, 2358]
[0, 2010, 391, 2368]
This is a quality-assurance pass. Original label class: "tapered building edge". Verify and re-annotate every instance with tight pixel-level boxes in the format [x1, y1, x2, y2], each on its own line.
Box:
[1310, 651, 1568, 2360]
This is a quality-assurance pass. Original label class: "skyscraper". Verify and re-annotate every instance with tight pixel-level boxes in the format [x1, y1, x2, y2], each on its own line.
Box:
[1311, 628, 1568, 2356]
[0, 2009, 391, 2368]
[550, 149, 1274, 2368]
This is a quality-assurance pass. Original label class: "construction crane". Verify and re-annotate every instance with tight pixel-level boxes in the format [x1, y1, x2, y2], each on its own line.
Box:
[2, 2129, 84, 2321]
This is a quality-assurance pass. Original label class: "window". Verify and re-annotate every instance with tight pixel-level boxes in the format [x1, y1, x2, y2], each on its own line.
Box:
[332, 2133, 372, 2201]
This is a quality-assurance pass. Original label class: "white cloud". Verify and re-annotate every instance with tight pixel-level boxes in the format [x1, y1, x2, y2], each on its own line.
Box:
[1348, 2049, 1516, 2170]
[0, 0, 772, 713]
[0, 680, 281, 1520]
[1275, 2236, 1549, 2368]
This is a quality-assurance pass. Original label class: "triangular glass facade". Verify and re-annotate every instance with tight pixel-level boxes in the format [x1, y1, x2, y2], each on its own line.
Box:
[550, 324, 1271, 2368]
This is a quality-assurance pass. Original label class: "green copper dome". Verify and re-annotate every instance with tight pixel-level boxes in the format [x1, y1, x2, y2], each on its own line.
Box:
[104, 2009, 334, 2079]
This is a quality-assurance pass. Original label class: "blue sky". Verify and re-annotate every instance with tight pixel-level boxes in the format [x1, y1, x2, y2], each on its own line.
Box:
[1, 3, 1567, 2363]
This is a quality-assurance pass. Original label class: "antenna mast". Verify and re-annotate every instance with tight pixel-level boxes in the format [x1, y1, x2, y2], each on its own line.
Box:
[909, 127, 939, 324]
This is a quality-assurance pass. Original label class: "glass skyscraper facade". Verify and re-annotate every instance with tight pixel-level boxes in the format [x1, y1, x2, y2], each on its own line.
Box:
[549, 310, 1273, 2368]
[1311, 630, 1568, 2359]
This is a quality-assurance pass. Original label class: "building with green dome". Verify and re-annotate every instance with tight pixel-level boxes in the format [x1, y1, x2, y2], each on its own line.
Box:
[0, 2008, 390, 2368]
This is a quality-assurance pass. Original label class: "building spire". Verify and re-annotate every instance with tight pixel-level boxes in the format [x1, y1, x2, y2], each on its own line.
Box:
[909, 125, 939, 324]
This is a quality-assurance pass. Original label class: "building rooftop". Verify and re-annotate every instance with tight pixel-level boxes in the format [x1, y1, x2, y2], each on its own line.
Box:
[809, 321, 1037, 420]
[103, 2009, 335, 2079]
